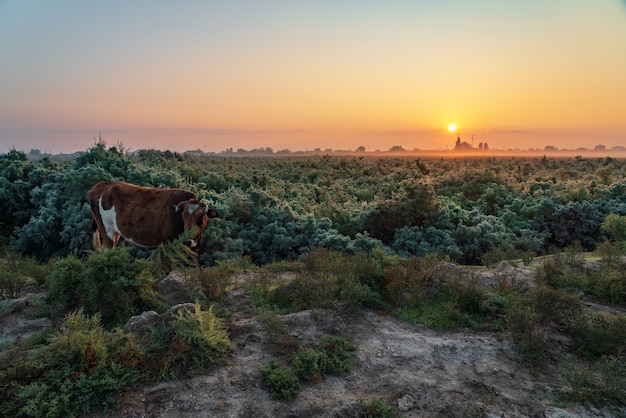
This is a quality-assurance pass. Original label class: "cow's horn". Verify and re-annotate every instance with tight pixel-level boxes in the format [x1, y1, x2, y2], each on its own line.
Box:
[175, 201, 184, 212]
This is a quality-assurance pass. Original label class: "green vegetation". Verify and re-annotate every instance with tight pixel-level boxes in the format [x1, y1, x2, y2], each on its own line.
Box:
[260, 335, 355, 400]
[145, 304, 234, 380]
[46, 248, 165, 328]
[3, 144, 626, 266]
[358, 398, 400, 418]
[259, 359, 301, 400]
[0, 304, 233, 417]
[1, 145, 625, 414]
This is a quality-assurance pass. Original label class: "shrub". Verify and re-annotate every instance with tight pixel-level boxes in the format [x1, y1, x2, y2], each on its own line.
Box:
[146, 304, 234, 379]
[0, 309, 144, 418]
[46, 252, 86, 308]
[318, 335, 356, 375]
[505, 294, 546, 364]
[150, 230, 201, 279]
[358, 398, 400, 418]
[185, 266, 232, 301]
[383, 254, 445, 307]
[595, 241, 624, 269]
[0, 250, 47, 299]
[602, 213, 626, 244]
[257, 309, 285, 343]
[259, 359, 301, 401]
[292, 345, 325, 381]
[47, 248, 165, 328]
[564, 355, 626, 406]
[571, 312, 626, 359]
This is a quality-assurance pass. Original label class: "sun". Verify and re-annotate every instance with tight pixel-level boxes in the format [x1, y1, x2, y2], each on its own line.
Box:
[447, 123, 457, 133]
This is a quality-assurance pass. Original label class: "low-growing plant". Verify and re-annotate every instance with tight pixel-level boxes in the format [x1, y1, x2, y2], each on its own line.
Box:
[382, 254, 445, 307]
[292, 345, 325, 381]
[338, 276, 384, 311]
[563, 355, 626, 406]
[0, 270, 28, 300]
[393, 300, 467, 330]
[561, 244, 586, 270]
[533, 285, 582, 327]
[318, 335, 356, 375]
[0, 309, 145, 418]
[595, 241, 624, 270]
[505, 294, 546, 364]
[259, 359, 301, 401]
[17, 326, 55, 350]
[571, 312, 626, 359]
[216, 255, 256, 273]
[444, 275, 484, 316]
[584, 268, 626, 305]
[46, 252, 86, 308]
[536, 257, 568, 289]
[481, 245, 519, 268]
[0, 250, 47, 299]
[146, 304, 234, 379]
[257, 309, 285, 343]
[357, 397, 400, 418]
[249, 272, 302, 313]
[188, 266, 232, 300]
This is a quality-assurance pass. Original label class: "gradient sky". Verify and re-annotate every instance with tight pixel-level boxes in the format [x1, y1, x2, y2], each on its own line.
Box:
[1, 1, 625, 154]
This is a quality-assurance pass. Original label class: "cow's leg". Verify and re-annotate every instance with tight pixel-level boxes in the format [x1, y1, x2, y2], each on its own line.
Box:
[97, 229, 116, 250]
[93, 230, 102, 252]
[112, 233, 121, 249]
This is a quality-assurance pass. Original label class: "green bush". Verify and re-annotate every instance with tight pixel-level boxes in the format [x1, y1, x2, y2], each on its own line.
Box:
[257, 309, 285, 343]
[318, 335, 356, 375]
[260, 335, 355, 400]
[0, 250, 47, 299]
[47, 248, 165, 328]
[146, 304, 234, 379]
[571, 312, 626, 359]
[0, 303, 234, 417]
[358, 397, 400, 418]
[150, 230, 201, 278]
[259, 359, 301, 401]
[602, 213, 626, 244]
[292, 345, 325, 381]
[251, 249, 385, 313]
[505, 294, 546, 364]
[564, 355, 626, 406]
[0, 309, 144, 418]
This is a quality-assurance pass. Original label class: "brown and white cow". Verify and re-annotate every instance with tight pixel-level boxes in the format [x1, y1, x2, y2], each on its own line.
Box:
[88, 181, 217, 252]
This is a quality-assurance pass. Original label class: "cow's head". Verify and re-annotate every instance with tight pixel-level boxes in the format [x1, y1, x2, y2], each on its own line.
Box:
[175, 199, 218, 248]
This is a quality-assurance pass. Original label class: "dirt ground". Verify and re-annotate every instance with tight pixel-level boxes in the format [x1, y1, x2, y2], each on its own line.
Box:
[1, 263, 624, 418]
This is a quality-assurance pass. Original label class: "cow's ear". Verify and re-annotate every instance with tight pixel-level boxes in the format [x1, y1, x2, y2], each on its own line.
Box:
[175, 201, 188, 213]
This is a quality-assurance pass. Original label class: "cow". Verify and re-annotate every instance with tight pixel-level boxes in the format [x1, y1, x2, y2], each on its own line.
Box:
[88, 181, 217, 252]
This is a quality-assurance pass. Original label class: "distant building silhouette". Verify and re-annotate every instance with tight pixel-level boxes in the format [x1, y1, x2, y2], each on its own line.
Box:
[454, 134, 488, 152]
[454, 134, 473, 151]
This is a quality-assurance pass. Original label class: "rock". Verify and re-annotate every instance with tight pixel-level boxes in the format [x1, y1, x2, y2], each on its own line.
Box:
[496, 261, 514, 272]
[123, 310, 160, 338]
[156, 272, 191, 305]
[123, 304, 199, 340]
[397, 394, 416, 412]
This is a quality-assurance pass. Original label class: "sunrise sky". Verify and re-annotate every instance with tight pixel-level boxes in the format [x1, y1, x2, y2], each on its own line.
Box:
[1, 1, 625, 154]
